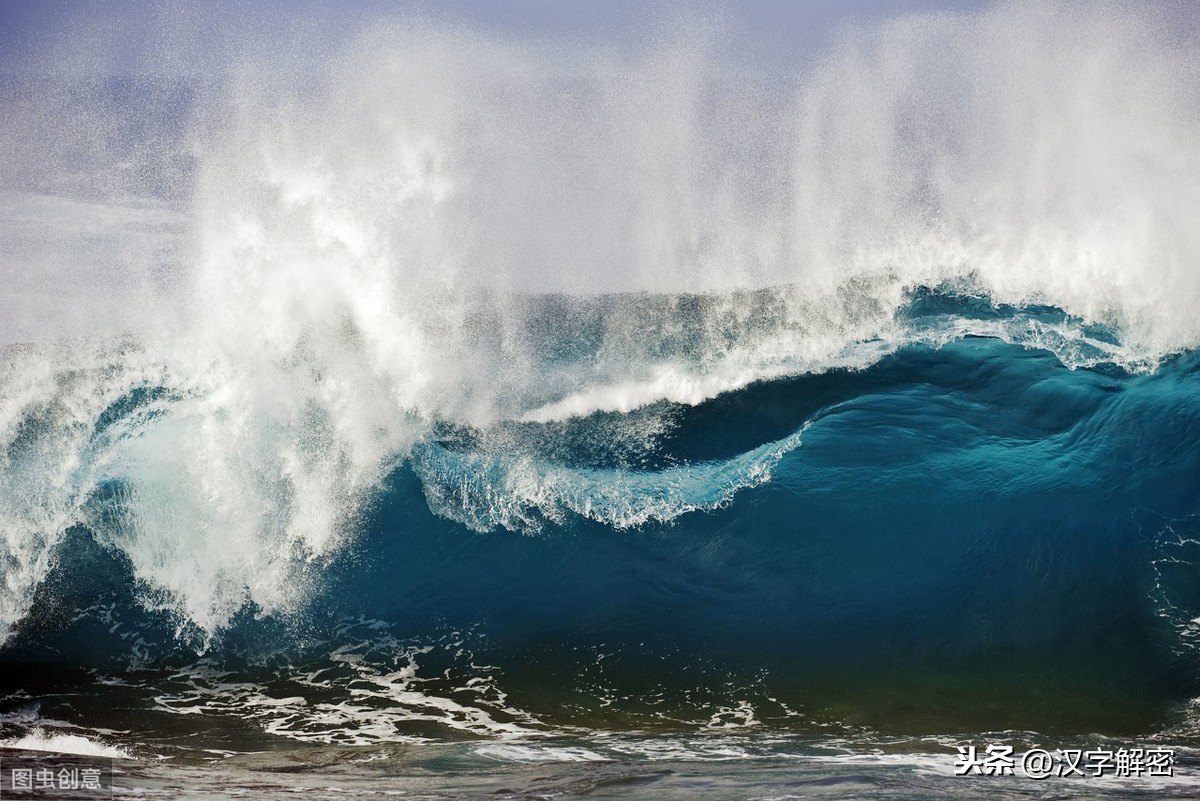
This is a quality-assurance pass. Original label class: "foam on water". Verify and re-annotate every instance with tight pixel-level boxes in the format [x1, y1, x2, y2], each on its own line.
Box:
[146, 621, 544, 745]
[0, 731, 130, 759]
[412, 428, 805, 533]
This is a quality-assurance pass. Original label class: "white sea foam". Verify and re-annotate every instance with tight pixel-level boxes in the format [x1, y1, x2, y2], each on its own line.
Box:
[475, 744, 611, 763]
[0, 731, 130, 759]
[412, 428, 804, 533]
[149, 624, 544, 745]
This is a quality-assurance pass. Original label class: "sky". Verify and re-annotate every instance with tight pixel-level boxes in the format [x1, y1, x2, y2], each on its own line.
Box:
[0, 0, 996, 80]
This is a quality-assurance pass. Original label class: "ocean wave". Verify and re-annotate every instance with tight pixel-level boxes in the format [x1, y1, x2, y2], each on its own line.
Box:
[0, 296, 1186, 648]
[0, 3, 1197, 733]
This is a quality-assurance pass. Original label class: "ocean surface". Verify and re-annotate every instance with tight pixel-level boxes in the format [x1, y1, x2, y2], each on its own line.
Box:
[2, 1, 1200, 798]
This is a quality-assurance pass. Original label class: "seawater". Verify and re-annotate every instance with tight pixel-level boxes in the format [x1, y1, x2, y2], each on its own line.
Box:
[2, 2, 1200, 798]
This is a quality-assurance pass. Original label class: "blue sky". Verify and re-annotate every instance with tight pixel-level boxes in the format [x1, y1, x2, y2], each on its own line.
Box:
[0, 0, 995, 78]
